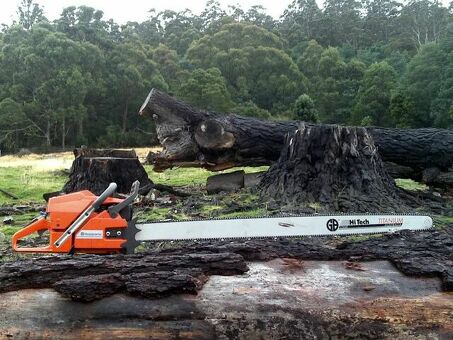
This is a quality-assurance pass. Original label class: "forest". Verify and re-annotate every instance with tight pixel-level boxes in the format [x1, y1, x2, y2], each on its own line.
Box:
[0, 0, 452, 152]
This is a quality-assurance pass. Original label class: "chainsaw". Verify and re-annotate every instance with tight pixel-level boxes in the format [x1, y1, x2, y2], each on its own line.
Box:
[12, 181, 433, 254]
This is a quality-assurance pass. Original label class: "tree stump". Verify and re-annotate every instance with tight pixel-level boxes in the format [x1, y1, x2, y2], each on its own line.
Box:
[259, 124, 407, 213]
[63, 148, 153, 195]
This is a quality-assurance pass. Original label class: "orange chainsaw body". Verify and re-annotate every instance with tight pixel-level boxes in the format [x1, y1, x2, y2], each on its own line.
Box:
[12, 190, 128, 254]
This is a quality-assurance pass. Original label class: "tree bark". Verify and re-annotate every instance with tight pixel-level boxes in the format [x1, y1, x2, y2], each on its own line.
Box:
[0, 252, 247, 301]
[61, 113, 65, 150]
[258, 124, 406, 213]
[139, 89, 453, 188]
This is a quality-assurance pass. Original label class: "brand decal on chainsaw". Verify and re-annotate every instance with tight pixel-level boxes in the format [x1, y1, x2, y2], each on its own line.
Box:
[326, 219, 339, 231]
[76, 230, 103, 239]
[339, 218, 404, 229]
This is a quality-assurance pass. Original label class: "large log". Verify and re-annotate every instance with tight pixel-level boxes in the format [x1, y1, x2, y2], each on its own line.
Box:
[1, 228, 452, 338]
[1, 260, 452, 339]
[1, 228, 452, 299]
[139, 89, 453, 187]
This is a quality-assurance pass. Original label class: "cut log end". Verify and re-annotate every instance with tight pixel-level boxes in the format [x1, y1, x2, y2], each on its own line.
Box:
[195, 119, 235, 150]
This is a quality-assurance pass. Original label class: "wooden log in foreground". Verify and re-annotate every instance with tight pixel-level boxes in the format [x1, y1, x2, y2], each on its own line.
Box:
[1, 260, 452, 339]
[139, 89, 453, 188]
[0, 228, 452, 338]
[1, 228, 452, 299]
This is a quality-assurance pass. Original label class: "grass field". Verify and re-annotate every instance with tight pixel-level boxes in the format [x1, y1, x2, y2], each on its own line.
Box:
[1, 150, 451, 244]
[0, 148, 268, 205]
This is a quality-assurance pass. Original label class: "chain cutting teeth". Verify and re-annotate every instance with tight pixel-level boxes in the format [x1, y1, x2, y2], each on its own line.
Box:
[140, 226, 434, 243]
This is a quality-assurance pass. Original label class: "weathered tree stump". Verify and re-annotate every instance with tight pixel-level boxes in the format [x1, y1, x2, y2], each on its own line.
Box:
[63, 148, 153, 195]
[139, 89, 453, 189]
[259, 124, 406, 213]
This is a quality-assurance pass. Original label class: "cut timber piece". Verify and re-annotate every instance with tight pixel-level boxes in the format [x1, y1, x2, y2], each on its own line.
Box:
[63, 148, 153, 195]
[206, 170, 244, 194]
[139, 89, 453, 189]
[244, 171, 265, 188]
[258, 124, 406, 213]
[206, 170, 265, 194]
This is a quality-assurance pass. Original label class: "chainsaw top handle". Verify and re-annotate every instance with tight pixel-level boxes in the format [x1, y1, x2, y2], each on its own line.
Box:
[93, 183, 118, 210]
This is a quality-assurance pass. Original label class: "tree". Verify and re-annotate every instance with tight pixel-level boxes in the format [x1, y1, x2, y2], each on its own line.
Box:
[320, 0, 363, 48]
[151, 44, 185, 91]
[315, 47, 347, 122]
[280, 0, 323, 46]
[401, 42, 445, 127]
[297, 40, 324, 79]
[293, 94, 319, 122]
[187, 23, 305, 113]
[353, 61, 397, 126]
[399, 0, 450, 51]
[0, 98, 29, 151]
[178, 68, 232, 112]
[390, 92, 416, 128]
[108, 42, 168, 134]
[363, 0, 402, 44]
[17, 0, 44, 30]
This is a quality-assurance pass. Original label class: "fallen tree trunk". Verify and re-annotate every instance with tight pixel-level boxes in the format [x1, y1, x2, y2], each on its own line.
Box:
[139, 89, 453, 188]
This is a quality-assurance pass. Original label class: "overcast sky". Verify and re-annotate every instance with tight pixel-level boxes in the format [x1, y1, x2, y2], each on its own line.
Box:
[0, 0, 451, 26]
[0, 0, 295, 25]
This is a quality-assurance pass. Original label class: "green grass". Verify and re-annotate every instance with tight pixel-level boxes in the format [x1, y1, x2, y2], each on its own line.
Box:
[147, 166, 268, 187]
[395, 178, 428, 191]
[0, 212, 40, 242]
[433, 215, 453, 229]
[0, 166, 67, 204]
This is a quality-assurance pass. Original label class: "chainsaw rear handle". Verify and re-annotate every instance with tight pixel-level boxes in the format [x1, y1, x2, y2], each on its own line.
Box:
[54, 183, 118, 248]
[12, 216, 53, 253]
